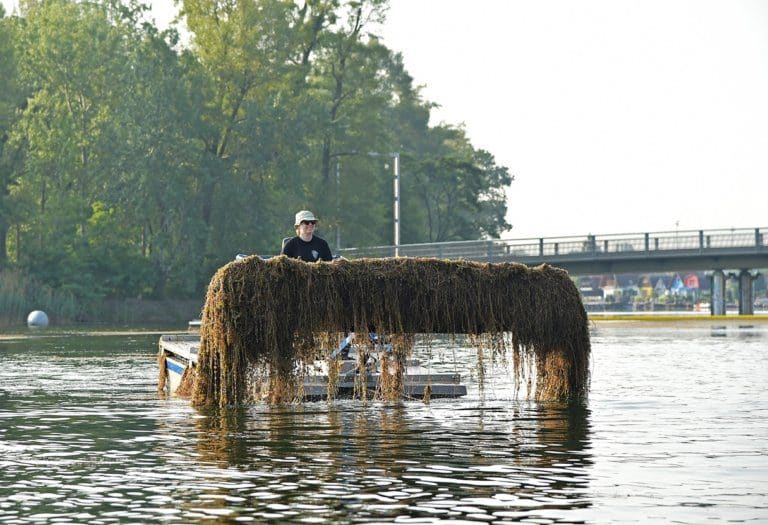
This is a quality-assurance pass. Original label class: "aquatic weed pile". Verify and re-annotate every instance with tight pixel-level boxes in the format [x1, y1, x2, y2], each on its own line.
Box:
[191, 256, 590, 407]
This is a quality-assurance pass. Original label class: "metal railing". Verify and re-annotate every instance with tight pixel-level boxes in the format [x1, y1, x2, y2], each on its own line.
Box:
[337, 227, 767, 262]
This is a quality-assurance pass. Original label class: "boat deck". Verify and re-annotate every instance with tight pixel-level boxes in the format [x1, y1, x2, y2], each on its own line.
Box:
[158, 334, 467, 400]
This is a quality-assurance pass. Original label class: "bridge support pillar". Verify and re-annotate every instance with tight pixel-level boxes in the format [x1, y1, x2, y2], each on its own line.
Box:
[738, 270, 757, 315]
[710, 270, 726, 316]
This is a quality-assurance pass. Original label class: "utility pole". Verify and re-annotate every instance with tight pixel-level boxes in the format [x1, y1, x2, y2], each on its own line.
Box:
[369, 151, 400, 256]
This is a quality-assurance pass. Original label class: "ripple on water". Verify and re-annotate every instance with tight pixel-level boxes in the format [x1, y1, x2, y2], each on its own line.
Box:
[0, 328, 766, 523]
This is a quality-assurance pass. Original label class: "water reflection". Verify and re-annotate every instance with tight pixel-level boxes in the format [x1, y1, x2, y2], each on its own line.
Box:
[162, 400, 593, 522]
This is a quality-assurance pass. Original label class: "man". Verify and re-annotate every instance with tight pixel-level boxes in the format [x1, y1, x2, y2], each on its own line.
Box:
[281, 210, 333, 262]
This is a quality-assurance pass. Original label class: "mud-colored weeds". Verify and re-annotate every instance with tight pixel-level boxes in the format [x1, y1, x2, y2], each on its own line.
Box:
[189, 256, 591, 408]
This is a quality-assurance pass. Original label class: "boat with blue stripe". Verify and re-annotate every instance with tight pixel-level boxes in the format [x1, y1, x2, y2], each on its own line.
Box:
[158, 331, 467, 401]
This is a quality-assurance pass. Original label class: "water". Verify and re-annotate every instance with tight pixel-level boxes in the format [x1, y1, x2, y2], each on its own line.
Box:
[0, 323, 766, 524]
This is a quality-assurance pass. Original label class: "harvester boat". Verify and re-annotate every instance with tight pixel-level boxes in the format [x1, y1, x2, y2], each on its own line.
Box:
[158, 332, 467, 401]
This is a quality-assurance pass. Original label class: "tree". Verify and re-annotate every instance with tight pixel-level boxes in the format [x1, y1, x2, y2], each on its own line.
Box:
[408, 126, 512, 242]
[181, 0, 307, 258]
[10, 0, 208, 298]
[12, 0, 130, 283]
[0, 8, 26, 269]
[0, 0, 515, 311]
[104, 11, 209, 297]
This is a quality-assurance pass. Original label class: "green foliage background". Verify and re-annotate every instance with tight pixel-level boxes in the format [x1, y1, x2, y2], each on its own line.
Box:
[0, 0, 513, 308]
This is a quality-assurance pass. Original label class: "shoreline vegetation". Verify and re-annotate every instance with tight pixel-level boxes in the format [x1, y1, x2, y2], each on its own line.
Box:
[0, 270, 201, 328]
[0, 1, 512, 307]
[0, 270, 78, 327]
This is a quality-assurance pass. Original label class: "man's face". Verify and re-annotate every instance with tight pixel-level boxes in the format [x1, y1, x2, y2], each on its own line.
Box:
[298, 220, 316, 238]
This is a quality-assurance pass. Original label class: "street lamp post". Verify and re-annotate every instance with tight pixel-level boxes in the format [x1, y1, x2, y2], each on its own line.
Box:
[369, 151, 400, 257]
[335, 159, 341, 250]
[393, 152, 400, 257]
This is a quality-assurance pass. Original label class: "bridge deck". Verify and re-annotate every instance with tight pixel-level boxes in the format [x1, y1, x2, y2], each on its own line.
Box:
[338, 227, 768, 274]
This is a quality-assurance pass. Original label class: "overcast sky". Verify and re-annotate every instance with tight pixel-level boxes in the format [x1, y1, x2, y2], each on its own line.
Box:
[4, 0, 767, 239]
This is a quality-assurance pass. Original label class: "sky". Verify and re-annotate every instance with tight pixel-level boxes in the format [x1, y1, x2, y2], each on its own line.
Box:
[3, 0, 768, 240]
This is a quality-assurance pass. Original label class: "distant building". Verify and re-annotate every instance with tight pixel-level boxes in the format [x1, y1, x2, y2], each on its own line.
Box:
[669, 273, 686, 296]
[600, 274, 619, 299]
[639, 275, 654, 298]
[654, 276, 669, 296]
[576, 271, 713, 304]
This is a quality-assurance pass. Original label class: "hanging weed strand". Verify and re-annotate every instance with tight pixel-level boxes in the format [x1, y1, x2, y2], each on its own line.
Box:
[191, 256, 591, 408]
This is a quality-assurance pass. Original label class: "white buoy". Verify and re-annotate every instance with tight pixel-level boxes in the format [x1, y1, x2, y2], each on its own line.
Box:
[27, 310, 49, 328]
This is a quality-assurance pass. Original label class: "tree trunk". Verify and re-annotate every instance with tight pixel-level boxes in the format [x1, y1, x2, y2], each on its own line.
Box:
[321, 136, 332, 185]
[0, 222, 6, 269]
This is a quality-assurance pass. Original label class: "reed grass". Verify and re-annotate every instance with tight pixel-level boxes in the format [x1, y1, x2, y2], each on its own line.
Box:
[0, 270, 80, 326]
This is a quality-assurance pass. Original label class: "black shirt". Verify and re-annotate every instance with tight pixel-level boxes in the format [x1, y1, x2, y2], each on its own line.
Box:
[281, 235, 333, 262]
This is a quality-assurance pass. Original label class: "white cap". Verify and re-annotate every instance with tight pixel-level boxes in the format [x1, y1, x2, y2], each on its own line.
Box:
[294, 210, 317, 226]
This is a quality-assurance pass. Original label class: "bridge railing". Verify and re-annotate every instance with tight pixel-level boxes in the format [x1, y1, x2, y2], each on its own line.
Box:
[337, 227, 766, 261]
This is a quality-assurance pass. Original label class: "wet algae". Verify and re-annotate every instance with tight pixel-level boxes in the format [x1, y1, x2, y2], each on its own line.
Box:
[189, 256, 591, 407]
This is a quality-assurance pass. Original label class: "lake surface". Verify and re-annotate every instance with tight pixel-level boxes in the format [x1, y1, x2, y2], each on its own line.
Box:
[0, 322, 766, 524]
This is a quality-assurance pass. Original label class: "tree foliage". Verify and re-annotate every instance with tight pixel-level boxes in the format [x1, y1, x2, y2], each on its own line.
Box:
[0, 0, 513, 306]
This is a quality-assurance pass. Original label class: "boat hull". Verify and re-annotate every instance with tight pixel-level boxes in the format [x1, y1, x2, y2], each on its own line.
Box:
[164, 354, 187, 394]
[158, 334, 467, 400]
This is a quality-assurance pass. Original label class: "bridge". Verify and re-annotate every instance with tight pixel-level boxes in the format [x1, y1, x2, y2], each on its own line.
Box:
[338, 226, 768, 316]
